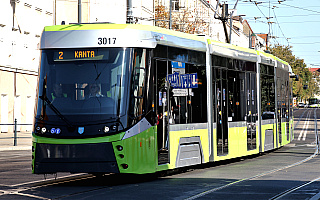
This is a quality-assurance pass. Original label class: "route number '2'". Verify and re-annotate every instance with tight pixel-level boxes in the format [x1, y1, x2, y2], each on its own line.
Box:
[98, 37, 116, 45]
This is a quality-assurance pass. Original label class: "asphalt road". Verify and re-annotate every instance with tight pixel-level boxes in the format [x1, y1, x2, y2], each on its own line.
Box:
[0, 108, 319, 200]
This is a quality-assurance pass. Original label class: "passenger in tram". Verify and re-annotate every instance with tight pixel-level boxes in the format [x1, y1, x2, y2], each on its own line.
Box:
[87, 83, 104, 98]
[51, 83, 67, 101]
[50, 83, 72, 110]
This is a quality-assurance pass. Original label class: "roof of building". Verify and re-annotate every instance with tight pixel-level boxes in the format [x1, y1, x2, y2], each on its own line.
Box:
[309, 68, 320, 73]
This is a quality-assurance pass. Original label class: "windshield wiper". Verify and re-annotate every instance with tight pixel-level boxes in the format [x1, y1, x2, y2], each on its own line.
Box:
[39, 95, 75, 131]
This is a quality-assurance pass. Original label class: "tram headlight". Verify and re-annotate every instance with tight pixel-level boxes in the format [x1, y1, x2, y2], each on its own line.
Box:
[103, 126, 110, 133]
[41, 127, 47, 134]
[116, 145, 123, 151]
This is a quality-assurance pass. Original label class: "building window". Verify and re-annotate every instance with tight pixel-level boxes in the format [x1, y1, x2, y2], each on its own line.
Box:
[172, 0, 179, 11]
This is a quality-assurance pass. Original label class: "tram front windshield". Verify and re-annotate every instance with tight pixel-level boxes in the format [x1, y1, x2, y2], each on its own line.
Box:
[36, 48, 130, 125]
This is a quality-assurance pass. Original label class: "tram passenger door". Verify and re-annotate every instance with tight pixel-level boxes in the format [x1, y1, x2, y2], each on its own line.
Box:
[247, 72, 257, 151]
[216, 69, 228, 156]
[277, 78, 282, 146]
[278, 91, 283, 145]
[155, 60, 170, 164]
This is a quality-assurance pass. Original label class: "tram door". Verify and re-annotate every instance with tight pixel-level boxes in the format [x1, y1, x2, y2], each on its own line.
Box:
[247, 72, 257, 151]
[277, 76, 282, 146]
[286, 81, 290, 141]
[216, 68, 228, 156]
[277, 99, 282, 145]
[155, 60, 170, 164]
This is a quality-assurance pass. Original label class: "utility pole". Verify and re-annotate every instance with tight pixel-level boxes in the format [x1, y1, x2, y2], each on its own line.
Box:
[169, 0, 172, 29]
[126, 0, 134, 24]
[220, 3, 229, 43]
[10, 0, 16, 30]
[229, 0, 239, 44]
[78, 0, 81, 23]
[54, 0, 56, 25]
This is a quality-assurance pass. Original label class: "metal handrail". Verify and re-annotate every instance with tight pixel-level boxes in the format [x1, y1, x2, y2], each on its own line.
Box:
[0, 119, 33, 146]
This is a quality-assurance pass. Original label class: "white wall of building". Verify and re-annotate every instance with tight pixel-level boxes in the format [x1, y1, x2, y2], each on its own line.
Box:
[89, 0, 154, 25]
[0, 0, 52, 132]
[89, 0, 127, 23]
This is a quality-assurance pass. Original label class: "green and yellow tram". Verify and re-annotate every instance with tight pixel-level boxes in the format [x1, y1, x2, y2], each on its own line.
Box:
[32, 24, 294, 174]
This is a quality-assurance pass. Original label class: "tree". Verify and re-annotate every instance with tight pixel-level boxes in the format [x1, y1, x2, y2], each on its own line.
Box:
[269, 44, 319, 102]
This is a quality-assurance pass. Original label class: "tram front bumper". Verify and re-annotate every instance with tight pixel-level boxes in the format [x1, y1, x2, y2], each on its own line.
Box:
[33, 142, 119, 174]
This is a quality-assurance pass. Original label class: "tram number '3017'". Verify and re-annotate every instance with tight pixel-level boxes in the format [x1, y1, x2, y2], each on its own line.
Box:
[98, 37, 116, 45]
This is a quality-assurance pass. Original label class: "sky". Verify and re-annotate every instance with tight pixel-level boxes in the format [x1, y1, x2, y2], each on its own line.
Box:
[227, 0, 320, 68]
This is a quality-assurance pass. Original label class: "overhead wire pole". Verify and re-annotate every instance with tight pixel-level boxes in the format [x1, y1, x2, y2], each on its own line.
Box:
[229, 0, 239, 44]
[54, 0, 56, 25]
[169, 0, 172, 29]
[268, 0, 271, 46]
[127, 0, 134, 23]
[78, 0, 81, 23]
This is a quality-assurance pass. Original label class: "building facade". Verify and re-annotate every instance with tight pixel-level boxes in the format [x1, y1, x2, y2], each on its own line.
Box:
[155, 0, 257, 48]
[0, 0, 53, 133]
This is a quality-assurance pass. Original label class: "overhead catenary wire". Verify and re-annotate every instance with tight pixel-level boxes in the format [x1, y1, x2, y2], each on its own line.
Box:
[281, 3, 320, 14]
[272, 8, 289, 45]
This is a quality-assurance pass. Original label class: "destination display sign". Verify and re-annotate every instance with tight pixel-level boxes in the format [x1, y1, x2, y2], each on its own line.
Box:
[53, 50, 106, 61]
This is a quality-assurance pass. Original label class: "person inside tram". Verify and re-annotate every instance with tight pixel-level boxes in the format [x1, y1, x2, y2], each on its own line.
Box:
[87, 83, 104, 98]
[51, 83, 67, 101]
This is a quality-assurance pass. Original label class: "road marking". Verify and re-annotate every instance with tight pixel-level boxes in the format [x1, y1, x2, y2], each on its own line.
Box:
[302, 117, 310, 141]
[297, 110, 311, 141]
[270, 176, 320, 200]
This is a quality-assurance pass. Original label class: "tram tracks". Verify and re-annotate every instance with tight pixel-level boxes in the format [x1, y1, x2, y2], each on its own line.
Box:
[185, 108, 320, 200]
[0, 173, 96, 199]
[1, 172, 155, 199]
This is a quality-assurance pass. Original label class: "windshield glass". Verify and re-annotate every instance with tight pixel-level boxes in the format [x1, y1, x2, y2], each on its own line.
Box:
[36, 48, 131, 124]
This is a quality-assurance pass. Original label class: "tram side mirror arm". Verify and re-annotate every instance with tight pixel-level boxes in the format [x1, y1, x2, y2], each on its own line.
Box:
[290, 74, 299, 81]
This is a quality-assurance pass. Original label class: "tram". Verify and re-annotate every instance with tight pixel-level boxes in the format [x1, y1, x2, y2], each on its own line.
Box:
[32, 24, 294, 174]
[308, 97, 320, 108]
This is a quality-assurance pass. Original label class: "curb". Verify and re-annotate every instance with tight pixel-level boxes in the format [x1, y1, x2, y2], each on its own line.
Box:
[0, 146, 32, 151]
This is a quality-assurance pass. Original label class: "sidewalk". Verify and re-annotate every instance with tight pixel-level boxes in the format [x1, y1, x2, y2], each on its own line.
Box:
[0, 131, 32, 151]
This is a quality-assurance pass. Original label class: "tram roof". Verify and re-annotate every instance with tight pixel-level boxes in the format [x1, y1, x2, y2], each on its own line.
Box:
[208, 39, 258, 62]
[257, 50, 291, 72]
[40, 23, 292, 73]
[208, 40, 291, 72]
[40, 23, 207, 52]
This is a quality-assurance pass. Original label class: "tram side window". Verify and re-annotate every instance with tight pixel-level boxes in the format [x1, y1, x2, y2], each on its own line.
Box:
[153, 45, 167, 59]
[188, 50, 206, 64]
[228, 70, 243, 121]
[212, 55, 247, 122]
[170, 63, 207, 124]
[187, 64, 207, 123]
[213, 56, 227, 68]
[260, 64, 275, 120]
[168, 47, 188, 62]
[129, 49, 147, 120]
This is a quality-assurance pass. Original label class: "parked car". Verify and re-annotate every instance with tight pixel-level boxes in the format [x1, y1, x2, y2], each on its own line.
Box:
[298, 102, 306, 108]
[309, 104, 320, 108]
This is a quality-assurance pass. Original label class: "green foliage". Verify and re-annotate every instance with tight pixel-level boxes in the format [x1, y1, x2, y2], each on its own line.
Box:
[269, 44, 319, 101]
